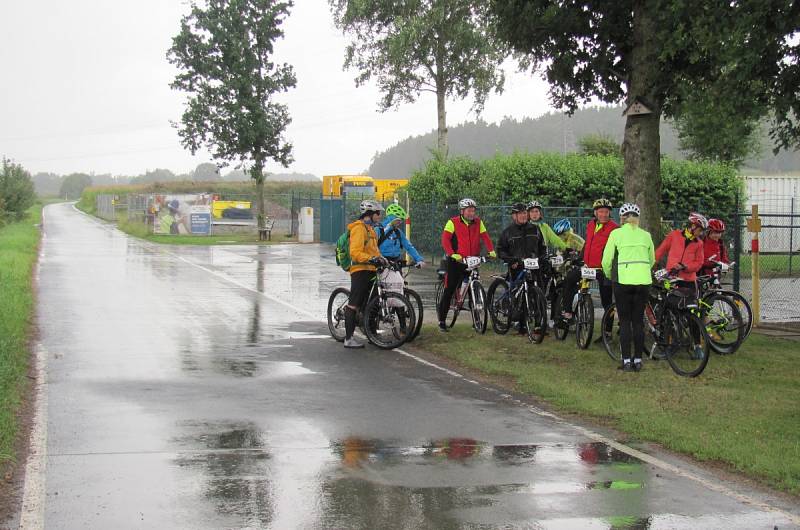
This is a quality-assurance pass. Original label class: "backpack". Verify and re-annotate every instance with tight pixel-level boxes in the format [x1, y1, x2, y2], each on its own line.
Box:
[376, 224, 402, 248]
[335, 231, 352, 271]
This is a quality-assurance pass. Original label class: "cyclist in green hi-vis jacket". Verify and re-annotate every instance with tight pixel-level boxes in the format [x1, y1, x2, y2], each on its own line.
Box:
[527, 200, 566, 251]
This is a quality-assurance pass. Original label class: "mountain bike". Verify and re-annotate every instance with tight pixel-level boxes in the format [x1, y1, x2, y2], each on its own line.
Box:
[570, 266, 598, 349]
[327, 261, 417, 349]
[547, 252, 581, 342]
[601, 270, 711, 377]
[435, 256, 488, 334]
[398, 259, 424, 342]
[487, 257, 549, 343]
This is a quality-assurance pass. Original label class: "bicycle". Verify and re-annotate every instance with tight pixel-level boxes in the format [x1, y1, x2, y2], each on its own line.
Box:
[601, 269, 711, 377]
[487, 257, 549, 343]
[327, 261, 417, 349]
[435, 256, 488, 334]
[546, 252, 580, 342]
[564, 266, 598, 349]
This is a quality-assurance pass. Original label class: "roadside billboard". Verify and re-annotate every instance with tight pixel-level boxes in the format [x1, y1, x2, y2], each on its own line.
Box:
[150, 194, 212, 235]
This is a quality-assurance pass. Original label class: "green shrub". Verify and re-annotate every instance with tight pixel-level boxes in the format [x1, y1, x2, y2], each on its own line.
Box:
[407, 152, 742, 217]
[0, 159, 36, 221]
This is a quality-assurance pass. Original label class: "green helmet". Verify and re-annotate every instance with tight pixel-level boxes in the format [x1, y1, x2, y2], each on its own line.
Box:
[385, 203, 407, 219]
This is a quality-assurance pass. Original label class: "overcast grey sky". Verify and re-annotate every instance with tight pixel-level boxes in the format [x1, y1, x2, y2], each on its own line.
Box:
[0, 0, 556, 177]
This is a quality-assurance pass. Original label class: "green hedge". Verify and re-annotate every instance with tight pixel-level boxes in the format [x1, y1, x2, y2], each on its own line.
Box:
[407, 152, 742, 218]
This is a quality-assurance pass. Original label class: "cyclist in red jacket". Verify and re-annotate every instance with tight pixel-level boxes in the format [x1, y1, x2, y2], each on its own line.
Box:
[656, 212, 707, 282]
[438, 198, 496, 331]
[561, 198, 619, 320]
[700, 218, 730, 276]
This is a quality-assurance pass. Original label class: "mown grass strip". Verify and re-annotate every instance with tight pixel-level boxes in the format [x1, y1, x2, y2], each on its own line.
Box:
[0, 204, 42, 465]
[415, 324, 800, 495]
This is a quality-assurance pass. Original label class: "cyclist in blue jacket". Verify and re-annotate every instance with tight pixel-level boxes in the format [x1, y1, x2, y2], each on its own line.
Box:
[378, 203, 426, 266]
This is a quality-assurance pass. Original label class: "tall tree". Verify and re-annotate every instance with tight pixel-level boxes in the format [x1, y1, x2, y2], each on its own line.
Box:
[167, 0, 296, 230]
[192, 162, 222, 181]
[330, 0, 507, 158]
[490, 0, 799, 234]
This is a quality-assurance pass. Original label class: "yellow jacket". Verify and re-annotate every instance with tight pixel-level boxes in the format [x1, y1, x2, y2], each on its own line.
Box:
[348, 220, 380, 273]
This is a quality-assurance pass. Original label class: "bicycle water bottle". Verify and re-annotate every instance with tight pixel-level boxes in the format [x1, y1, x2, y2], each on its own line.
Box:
[572, 293, 580, 312]
[645, 305, 657, 326]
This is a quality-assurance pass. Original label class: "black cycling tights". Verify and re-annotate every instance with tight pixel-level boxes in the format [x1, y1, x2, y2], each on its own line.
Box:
[613, 283, 649, 361]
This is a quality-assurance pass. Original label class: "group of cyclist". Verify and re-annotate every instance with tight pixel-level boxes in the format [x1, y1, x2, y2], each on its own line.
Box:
[340, 196, 731, 373]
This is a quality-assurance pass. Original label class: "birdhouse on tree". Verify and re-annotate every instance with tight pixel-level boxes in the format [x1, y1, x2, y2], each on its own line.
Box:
[622, 97, 653, 117]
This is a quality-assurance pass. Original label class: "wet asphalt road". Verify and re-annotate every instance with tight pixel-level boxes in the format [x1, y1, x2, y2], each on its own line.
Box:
[33, 202, 797, 529]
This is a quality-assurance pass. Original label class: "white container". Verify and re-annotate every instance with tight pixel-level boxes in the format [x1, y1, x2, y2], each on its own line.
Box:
[741, 176, 800, 253]
[298, 207, 314, 243]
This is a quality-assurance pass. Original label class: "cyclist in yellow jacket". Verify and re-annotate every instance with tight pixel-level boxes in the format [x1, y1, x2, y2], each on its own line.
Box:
[344, 200, 388, 348]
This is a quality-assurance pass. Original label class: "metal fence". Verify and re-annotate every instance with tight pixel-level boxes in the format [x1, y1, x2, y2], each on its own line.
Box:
[733, 211, 800, 323]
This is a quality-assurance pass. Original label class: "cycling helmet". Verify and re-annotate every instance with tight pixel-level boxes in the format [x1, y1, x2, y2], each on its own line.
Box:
[619, 203, 641, 217]
[385, 203, 407, 219]
[592, 198, 613, 210]
[688, 212, 709, 229]
[167, 199, 180, 211]
[708, 218, 726, 232]
[458, 198, 477, 210]
[510, 202, 527, 213]
[526, 200, 542, 211]
[553, 218, 572, 235]
[359, 200, 382, 215]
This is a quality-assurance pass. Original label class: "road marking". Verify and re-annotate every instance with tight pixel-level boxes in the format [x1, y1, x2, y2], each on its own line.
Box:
[66, 202, 799, 526]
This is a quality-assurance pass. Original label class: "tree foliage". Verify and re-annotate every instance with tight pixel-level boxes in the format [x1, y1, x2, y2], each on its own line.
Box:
[0, 159, 36, 221]
[489, 0, 799, 233]
[191, 162, 222, 181]
[167, 0, 296, 191]
[578, 133, 620, 157]
[59, 173, 93, 200]
[329, 0, 507, 156]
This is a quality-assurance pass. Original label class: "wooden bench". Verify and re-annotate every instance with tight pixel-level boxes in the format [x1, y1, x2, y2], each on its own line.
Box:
[258, 216, 275, 241]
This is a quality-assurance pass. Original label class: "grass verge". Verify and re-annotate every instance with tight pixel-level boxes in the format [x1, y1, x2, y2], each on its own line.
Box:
[0, 203, 42, 465]
[116, 217, 294, 245]
[414, 323, 800, 495]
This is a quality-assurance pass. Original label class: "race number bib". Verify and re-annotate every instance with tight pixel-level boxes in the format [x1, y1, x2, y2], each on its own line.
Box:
[524, 258, 540, 270]
[581, 267, 597, 280]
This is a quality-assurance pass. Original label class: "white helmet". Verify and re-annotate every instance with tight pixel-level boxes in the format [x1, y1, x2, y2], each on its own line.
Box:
[458, 198, 477, 210]
[619, 203, 640, 217]
[359, 200, 382, 215]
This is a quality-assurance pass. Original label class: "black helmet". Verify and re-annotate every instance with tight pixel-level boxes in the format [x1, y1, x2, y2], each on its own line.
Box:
[510, 202, 527, 213]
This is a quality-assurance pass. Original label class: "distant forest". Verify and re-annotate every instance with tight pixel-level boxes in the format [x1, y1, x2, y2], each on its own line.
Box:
[367, 106, 800, 179]
[33, 163, 319, 197]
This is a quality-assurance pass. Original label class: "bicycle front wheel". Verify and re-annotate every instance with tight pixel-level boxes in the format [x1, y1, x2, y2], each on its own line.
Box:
[663, 309, 710, 377]
[404, 288, 424, 342]
[525, 284, 548, 343]
[721, 290, 753, 339]
[327, 287, 350, 342]
[702, 292, 745, 355]
[487, 277, 512, 335]
[363, 293, 416, 350]
[469, 281, 488, 334]
[575, 294, 594, 349]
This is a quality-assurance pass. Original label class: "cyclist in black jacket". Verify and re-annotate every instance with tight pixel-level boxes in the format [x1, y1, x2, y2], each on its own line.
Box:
[498, 203, 548, 333]
[498, 203, 547, 266]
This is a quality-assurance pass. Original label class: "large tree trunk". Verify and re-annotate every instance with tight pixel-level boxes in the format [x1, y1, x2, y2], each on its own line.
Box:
[622, 2, 663, 239]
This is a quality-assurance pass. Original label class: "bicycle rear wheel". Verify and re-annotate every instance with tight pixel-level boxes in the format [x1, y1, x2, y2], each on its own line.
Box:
[363, 292, 416, 350]
[327, 287, 350, 342]
[601, 304, 620, 362]
[487, 277, 512, 335]
[550, 293, 568, 341]
[525, 284, 548, 343]
[404, 288, 424, 342]
[575, 294, 594, 349]
[662, 309, 710, 377]
[469, 281, 488, 334]
[702, 292, 745, 355]
[434, 279, 458, 328]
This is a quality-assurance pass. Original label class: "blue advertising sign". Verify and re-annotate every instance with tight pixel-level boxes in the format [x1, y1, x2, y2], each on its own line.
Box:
[190, 205, 212, 235]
